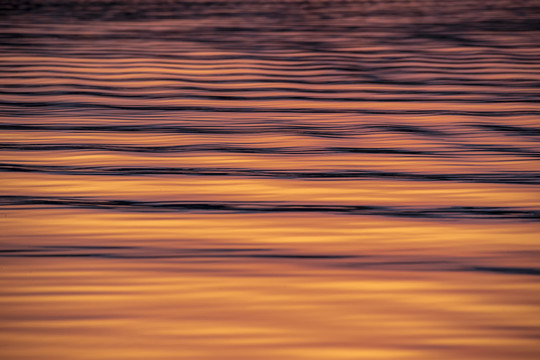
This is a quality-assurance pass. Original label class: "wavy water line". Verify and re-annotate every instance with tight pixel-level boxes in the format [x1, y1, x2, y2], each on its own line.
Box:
[0, 143, 442, 156]
[2, 56, 539, 66]
[3, 122, 538, 140]
[3, 68, 540, 81]
[1, 195, 538, 220]
[2, 42, 538, 59]
[1, 163, 538, 184]
[3, 75, 539, 89]
[2, 142, 539, 158]
[1, 90, 537, 105]
[0, 122, 366, 138]
[2, 62, 538, 73]
[2, 48, 539, 61]
[2, 83, 538, 98]
[1, 100, 539, 117]
[1, 244, 539, 276]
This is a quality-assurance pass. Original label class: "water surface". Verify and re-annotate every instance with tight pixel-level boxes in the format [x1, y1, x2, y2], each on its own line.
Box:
[1, 1, 540, 359]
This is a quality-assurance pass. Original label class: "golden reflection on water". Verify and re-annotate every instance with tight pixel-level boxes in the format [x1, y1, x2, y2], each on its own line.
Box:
[1, 0, 540, 359]
[1, 256, 540, 360]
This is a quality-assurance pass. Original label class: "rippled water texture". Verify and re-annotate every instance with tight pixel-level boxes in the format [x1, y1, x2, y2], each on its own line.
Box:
[1, 1, 540, 359]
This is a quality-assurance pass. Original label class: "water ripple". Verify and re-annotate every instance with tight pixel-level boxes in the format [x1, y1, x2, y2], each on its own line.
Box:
[1, 195, 538, 220]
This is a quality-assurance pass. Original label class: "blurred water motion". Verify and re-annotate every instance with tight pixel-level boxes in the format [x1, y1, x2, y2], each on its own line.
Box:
[1, 0, 540, 359]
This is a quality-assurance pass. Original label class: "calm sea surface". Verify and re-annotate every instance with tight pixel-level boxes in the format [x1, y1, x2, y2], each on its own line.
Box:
[1, 1, 539, 359]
